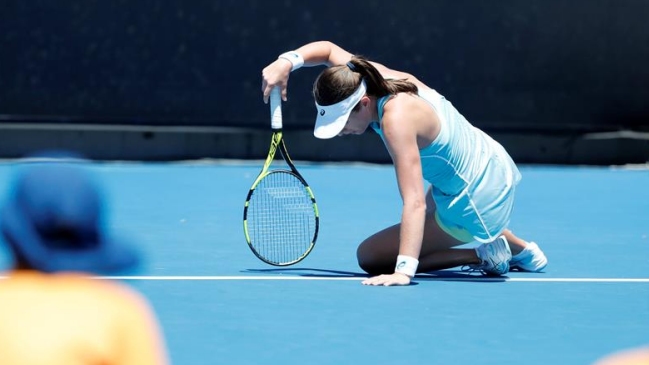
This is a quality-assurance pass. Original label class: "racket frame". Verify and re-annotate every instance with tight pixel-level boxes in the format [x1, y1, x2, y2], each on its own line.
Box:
[242, 89, 320, 266]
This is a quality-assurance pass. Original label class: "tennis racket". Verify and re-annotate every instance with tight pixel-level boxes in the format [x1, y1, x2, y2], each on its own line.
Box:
[243, 88, 320, 266]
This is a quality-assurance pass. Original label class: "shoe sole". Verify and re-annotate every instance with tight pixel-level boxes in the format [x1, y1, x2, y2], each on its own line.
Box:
[510, 259, 548, 272]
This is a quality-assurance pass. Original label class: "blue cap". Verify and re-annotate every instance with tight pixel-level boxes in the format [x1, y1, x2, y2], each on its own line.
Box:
[1, 155, 139, 274]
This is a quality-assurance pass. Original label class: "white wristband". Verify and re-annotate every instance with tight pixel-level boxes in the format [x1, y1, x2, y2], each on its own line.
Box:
[278, 51, 305, 72]
[395, 255, 419, 277]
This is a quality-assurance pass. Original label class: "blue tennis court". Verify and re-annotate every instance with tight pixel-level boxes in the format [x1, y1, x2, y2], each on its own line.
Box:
[0, 160, 647, 365]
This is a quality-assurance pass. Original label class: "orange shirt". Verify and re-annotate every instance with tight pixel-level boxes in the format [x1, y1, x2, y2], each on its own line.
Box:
[0, 271, 169, 365]
[593, 347, 649, 365]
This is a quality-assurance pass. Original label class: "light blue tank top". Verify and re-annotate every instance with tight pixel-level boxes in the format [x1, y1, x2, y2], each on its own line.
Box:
[372, 88, 519, 197]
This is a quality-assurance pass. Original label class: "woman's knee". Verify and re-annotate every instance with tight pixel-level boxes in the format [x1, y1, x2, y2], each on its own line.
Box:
[356, 238, 395, 275]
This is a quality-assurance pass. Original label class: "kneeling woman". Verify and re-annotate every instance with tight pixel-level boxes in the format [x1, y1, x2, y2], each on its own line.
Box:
[261, 41, 548, 286]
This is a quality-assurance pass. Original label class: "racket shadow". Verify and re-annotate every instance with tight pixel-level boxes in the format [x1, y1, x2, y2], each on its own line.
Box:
[242, 268, 368, 278]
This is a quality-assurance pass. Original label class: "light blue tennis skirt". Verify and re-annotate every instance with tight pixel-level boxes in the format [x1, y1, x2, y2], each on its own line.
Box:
[433, 145, 522, 243]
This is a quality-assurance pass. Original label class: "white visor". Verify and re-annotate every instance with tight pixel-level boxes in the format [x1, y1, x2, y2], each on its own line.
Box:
[313, 80, 367, 139]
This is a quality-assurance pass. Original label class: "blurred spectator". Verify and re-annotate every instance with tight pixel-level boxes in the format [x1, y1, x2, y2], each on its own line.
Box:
[0, 154, 169, 365]
[593, 346, 649, 365]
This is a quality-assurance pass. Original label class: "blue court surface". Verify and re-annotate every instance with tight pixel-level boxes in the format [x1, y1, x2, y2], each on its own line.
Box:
[0, 160, 647, 365]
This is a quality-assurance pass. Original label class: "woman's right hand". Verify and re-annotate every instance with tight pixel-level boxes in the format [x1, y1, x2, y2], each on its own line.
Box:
[261, 58, 292, 103]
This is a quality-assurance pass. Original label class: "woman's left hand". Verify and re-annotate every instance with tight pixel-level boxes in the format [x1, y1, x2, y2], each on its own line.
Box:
[362, 272, 412, 286]
[261, 59, 292, 104]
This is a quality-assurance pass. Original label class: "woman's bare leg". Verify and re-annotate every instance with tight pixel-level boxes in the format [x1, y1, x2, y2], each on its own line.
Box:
[501, 229, 528, 256]
[356, 187, 480, 275]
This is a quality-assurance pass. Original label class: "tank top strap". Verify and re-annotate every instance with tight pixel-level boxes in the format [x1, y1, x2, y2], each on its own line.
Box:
[371, 95, 392, 135]
[376, 95, 391, 121]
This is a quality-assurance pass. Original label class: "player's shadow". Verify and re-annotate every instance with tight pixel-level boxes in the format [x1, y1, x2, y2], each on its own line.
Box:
[416, 270, 508, 282]
[243, 268, 508, 282]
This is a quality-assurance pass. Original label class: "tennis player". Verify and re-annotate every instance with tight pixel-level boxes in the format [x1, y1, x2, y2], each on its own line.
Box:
[0, 153, 169, 364]
[262, 41, 548, 286]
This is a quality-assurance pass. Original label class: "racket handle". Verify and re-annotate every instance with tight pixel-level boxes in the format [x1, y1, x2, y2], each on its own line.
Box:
[270, 88, 283, 130]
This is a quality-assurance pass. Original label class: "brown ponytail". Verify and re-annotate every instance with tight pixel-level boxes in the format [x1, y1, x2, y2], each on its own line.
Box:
[313, 55, 418, 107]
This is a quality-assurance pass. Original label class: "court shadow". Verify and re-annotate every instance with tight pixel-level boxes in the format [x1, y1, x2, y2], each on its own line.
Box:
[242, 268, 508, 283]
[416, 270, 508, 283]
[243, 267, 367, 278]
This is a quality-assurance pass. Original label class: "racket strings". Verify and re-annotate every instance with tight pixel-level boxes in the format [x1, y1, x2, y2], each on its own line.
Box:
[247, 171, 316, 264]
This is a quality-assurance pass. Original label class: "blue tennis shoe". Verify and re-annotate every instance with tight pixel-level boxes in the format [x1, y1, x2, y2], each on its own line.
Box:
[510, 242, 548, 272]
[473, 236, 512, 276]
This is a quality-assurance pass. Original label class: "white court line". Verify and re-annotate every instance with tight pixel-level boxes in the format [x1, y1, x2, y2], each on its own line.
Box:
[88, 276, 649, 283]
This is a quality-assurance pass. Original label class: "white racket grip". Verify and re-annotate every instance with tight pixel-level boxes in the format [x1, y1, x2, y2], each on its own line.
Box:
[270, 88, 283, 130]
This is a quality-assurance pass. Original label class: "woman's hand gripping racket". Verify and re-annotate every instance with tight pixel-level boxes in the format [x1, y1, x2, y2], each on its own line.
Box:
[243, 88, 320, 266]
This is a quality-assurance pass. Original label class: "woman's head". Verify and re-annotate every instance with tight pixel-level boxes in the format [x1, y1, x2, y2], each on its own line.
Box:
[312, 56, 418, 139]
